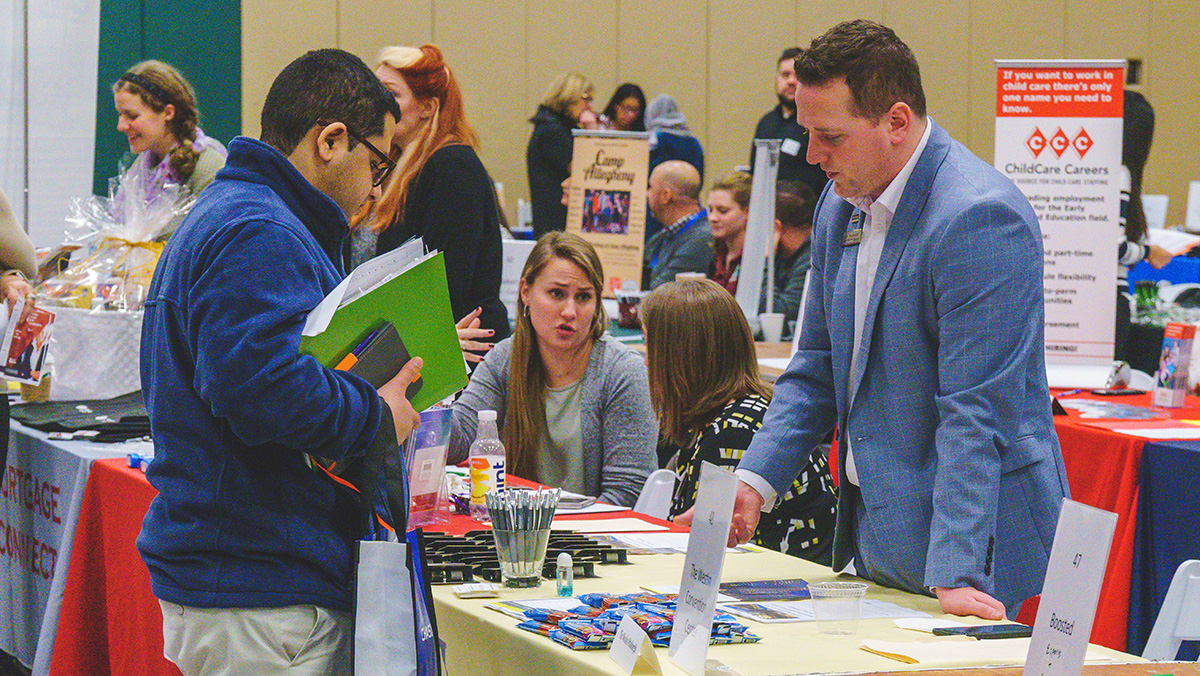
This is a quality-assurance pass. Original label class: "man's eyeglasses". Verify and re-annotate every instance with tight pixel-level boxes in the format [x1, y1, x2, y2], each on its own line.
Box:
[315, 120, 395, 188]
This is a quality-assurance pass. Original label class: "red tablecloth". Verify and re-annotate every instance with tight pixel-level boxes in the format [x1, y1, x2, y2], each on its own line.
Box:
[47, 461, 679, 674]
[831, 392, 1200, 652]
[49, 457, 181, 676]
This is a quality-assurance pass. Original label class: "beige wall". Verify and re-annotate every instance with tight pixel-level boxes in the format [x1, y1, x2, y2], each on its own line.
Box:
[242, 0, 1200, 226]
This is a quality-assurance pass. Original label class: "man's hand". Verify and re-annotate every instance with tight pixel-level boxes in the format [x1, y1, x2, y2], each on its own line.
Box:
[456, 307, 495, 363]
[674, 480, 765, 548]
[378, 357, 423, 443]
[933, 586, 1006, 620]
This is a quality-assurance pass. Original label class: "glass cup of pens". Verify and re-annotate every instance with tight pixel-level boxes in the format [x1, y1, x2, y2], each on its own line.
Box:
[488, 488, 560, 588]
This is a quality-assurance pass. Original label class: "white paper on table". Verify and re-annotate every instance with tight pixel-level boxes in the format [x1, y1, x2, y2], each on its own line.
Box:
[720, 599, 929, 624]
[639, 584, 737, 603]
[557, 502, 629, 515]
[1111, 427, 1200, 439]
[861, 637, 1115, 667]
[484, 597, 583, 620]
[603, 533, 759, 555]
[551, 517, 669, 534]
[1045, 364, 1110, 389]
[1147, 227, 1200, 254]
[757, 358, 792, 371]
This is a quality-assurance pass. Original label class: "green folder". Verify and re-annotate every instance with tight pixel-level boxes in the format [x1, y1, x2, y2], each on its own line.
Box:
[299, 252, 466, 412]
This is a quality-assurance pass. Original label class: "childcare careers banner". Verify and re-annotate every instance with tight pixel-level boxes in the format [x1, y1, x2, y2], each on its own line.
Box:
[995, 59, 1124, 366]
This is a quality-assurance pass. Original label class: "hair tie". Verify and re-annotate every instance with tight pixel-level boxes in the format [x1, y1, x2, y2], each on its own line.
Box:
[118, 72, 170, 105]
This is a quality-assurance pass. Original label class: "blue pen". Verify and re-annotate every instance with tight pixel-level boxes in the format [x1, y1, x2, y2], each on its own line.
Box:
[1058, 389, 1083, 396]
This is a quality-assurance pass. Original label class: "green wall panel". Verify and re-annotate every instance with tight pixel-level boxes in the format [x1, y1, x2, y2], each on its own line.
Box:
[92, 0, 240, 196]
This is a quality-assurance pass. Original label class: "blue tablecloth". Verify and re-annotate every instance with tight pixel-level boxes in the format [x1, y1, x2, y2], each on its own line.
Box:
[1127, 256, 1200, 290]
[1128, 438, 1200, 660]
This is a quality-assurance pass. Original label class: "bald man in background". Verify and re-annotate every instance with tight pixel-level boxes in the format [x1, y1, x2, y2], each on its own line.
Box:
[643, 160, 712, 289]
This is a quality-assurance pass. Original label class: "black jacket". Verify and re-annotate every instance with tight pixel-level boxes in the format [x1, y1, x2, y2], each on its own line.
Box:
[751, 104, 828, 199]
[376, 144, 510, 341]
[526, 106, 575, 236]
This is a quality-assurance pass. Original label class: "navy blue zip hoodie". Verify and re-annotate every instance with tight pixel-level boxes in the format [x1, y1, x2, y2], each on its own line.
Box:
[137, 137, 385, 612]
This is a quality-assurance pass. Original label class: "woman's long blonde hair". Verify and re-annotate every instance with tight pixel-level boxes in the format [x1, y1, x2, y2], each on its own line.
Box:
[357, 44, 478, 230]
[504, 232, 607, 479]
[641, 279, 771, 445]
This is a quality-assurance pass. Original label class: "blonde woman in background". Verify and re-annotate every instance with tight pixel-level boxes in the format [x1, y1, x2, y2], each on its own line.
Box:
[353, 44, 508, 351]
[447, 232, 656, 507]
[527, 72, 594, 237]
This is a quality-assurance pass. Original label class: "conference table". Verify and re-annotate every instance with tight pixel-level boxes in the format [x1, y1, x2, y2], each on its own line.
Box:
[46, 456, 1150, 676]
[8, 369, 1200, 671]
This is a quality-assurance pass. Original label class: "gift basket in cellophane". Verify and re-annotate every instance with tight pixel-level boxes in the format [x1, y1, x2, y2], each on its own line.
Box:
[33, 171, 195, 401]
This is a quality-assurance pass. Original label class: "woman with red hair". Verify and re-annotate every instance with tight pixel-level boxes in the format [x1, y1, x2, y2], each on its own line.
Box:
[353, 44, 509, 350]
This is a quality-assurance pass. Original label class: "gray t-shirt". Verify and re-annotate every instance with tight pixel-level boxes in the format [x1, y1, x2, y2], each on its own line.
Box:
[538, 379, 585, 494]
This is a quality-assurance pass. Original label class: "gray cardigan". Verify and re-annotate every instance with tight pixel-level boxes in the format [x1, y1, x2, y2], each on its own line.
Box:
[448, 334, 658, 507]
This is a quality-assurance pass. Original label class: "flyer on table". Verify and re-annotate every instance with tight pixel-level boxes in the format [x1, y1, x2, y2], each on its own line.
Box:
[994, 59, 1123, 366]
[567, 131, 650, 296]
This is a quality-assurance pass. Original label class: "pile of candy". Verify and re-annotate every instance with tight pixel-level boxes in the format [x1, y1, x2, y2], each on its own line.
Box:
[516, 592, 760, 650]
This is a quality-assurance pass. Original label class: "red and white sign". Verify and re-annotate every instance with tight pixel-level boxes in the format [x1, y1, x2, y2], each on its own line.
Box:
[995, 60, 1124, 366]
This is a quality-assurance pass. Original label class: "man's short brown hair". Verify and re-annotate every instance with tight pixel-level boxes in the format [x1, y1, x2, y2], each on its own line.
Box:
[794, 19, 926, 121]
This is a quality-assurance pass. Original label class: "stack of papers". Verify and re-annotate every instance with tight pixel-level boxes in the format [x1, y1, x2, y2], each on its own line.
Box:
[722, 599, 928, 624]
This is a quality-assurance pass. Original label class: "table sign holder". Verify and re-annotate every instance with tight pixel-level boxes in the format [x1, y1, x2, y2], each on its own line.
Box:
[610, 614, 664, 675]
[1152, 322, 1195, 408]
[668, 461, 737, 676]
[1023, 499, 1118, 676]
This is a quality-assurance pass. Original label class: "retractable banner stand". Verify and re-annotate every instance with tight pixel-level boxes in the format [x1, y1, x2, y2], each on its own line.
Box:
[995, 59, 1124, 367]
[567, 130, 650, 296]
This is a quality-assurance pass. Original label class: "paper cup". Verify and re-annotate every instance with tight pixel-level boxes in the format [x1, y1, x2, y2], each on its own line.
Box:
[808, 581, 869, 635]
[759, 312, 786, 343]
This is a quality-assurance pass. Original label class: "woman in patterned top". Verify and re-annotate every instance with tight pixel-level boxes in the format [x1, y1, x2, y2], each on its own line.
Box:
[641, 279, 837, 564]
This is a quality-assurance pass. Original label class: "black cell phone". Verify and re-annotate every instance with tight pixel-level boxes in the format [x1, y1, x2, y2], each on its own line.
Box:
[932, 624, 1033, 639]
[1089, 388, 1146, 396]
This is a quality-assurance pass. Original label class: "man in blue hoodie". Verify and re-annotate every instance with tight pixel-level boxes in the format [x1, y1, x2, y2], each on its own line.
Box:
[138, 49, 416, 675]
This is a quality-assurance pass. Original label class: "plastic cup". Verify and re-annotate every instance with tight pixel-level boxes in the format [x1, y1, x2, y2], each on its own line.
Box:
[491, 527, 552, 588]
[808, 581, 869, 635]
[759, 312, 786, 343]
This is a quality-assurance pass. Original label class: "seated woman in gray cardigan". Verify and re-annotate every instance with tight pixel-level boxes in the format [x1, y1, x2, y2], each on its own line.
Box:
[447, 232, 657, 507]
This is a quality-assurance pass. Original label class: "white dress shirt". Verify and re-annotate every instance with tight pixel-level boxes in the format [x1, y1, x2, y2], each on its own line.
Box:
[737, 119, 933, 508]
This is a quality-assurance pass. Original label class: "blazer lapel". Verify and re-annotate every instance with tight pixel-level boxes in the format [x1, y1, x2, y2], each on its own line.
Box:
[825, 201, 860, 414]
[847, 122, 951, 405]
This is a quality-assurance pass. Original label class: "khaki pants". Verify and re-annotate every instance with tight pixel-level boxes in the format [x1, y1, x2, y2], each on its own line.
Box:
[160, 601, 353, 676]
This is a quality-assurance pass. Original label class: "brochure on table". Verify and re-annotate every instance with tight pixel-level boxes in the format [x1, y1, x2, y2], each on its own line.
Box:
[994, 59, 1123, 367]
[1023, 499, 1118, 676]
[668, 461, 737, 676]
[567, 130, 650, 296]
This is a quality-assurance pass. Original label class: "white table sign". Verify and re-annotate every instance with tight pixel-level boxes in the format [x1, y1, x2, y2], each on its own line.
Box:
[1023, 499, 1118, 676]
[609, 614, 663, 676]
[668, 462, 737, 676]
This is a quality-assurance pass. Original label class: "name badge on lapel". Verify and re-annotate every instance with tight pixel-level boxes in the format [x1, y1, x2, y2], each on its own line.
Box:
[842, 211, 864, 247]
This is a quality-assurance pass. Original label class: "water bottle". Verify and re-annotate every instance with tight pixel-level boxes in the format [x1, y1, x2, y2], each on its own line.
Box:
[469, 410, 506, 522]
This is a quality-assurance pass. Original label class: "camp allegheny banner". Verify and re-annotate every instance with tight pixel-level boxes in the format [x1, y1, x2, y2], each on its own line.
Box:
[995, 59, 1124, 366]
[567, 130, 650, 296]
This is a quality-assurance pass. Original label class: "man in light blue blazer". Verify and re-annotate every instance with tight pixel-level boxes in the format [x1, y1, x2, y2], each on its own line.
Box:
[713, 20, 1070, 620]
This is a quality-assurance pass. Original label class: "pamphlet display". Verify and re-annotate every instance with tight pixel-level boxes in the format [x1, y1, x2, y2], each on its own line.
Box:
[1153, 322, 1195, 408]
[994, 59, 1124, 366]
[566, 130, 650, 295]
[0, 298, 55, 385]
